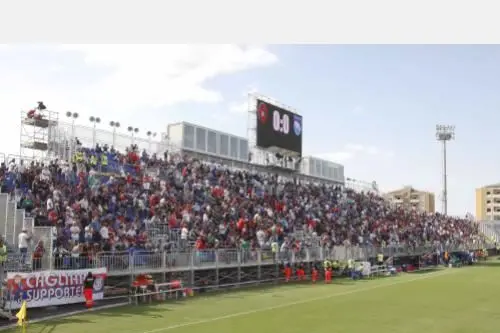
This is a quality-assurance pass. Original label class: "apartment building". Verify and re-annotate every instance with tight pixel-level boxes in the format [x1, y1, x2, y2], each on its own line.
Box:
[385, 186, 435, 213]
[475, 184, 500, 221]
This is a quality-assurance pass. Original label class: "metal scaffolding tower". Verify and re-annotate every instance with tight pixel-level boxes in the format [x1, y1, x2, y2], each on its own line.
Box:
[19, 103, 59, 161]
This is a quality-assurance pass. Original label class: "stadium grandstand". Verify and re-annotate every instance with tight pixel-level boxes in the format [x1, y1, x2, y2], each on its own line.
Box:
[0, 100, 494, 332]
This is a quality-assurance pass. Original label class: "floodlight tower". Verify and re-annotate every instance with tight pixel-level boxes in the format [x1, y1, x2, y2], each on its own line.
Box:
[109, 121, 120, 148]
[89, 116, 101, 148]
[127, 126, 139, 145]
[435, 125, 455, 215]
[146, 131, 157, 153]
[65, 111, 79, 159]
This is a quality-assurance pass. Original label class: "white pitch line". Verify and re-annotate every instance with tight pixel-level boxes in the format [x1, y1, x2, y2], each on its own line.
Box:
[142, 269, 458, 333]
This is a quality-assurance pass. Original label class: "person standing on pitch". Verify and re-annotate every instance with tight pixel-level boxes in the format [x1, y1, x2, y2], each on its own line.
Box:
[324, 267, 332, 284]
[284, 263, 292, 282]
[311, 266, 318, 284]
[83, 272, 95, 309]
[296, 263, 305, 281]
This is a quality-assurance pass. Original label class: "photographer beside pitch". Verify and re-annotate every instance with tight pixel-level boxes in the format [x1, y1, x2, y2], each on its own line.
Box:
[83, 272, 95, 309]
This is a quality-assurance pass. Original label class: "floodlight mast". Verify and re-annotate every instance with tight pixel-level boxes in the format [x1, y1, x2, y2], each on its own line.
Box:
[435, 125, 455, 215]
[65, 112, 79, 161]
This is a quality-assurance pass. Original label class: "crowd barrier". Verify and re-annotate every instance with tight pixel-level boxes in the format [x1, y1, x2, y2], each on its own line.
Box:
[6, 242, 488, 277]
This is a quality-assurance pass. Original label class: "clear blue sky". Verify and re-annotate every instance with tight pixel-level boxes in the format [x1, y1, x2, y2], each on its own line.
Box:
[1, 45, 498, 216]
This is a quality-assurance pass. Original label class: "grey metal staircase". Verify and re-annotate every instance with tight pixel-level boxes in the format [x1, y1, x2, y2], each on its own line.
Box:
[478, 222, 499, 243]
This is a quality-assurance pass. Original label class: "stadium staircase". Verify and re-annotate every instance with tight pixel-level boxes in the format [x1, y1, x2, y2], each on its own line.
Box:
[479, 222, 500, 244]
[0, 193, 26, 249]
[0, 190, 53, 271]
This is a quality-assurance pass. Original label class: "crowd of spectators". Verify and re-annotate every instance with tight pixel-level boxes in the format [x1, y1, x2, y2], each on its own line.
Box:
[0, 142, 483, 269]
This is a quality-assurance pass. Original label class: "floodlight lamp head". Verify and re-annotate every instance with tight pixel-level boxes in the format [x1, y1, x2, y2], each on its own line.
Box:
[127, 126, 133, 132]
[73, 112, 79, 119]
[95, 117, 101, 123]
[134, 128, 139, 133]
[435, 124, 455, 141]
[436, 124, 455, 132]
[66, 111, 72, 117]
[147, 131, 152, 136]
[110, 121, 115, 126]
[115, 122, 120, 128]
[89, 116, 95, 122]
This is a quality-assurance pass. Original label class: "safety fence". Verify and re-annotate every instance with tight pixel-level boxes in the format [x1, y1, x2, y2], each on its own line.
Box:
[5, 242, 488, 275]
[478, 221, 500, 243]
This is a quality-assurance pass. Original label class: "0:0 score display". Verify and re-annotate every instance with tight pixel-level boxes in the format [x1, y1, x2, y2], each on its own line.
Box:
[272, 110, 290, 134]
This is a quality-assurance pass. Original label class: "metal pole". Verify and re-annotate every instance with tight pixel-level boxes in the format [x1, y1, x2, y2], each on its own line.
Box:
[92, 123, 96, 147]
[70, 119, 75, 160]
[442, 140, 448, 215]
[112, 128, 116, 147]
[62, 128, 67, 161]
[435, 125, 454, 216]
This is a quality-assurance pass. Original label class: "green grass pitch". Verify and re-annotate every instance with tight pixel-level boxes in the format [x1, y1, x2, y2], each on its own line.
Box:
[6, 262, 500, 333]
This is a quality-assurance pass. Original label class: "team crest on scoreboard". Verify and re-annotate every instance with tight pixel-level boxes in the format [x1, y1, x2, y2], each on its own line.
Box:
[293, 115, 302, 136]
[257, 102, 268, 124]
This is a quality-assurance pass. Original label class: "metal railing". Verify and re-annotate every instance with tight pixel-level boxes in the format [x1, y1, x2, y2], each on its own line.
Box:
[53, 121, 171, 157]
[5, 242, 489, 275]
[478, 221, 500, 243]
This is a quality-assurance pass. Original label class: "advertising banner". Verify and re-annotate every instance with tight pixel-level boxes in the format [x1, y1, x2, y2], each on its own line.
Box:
[6, 267, 107, 309]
